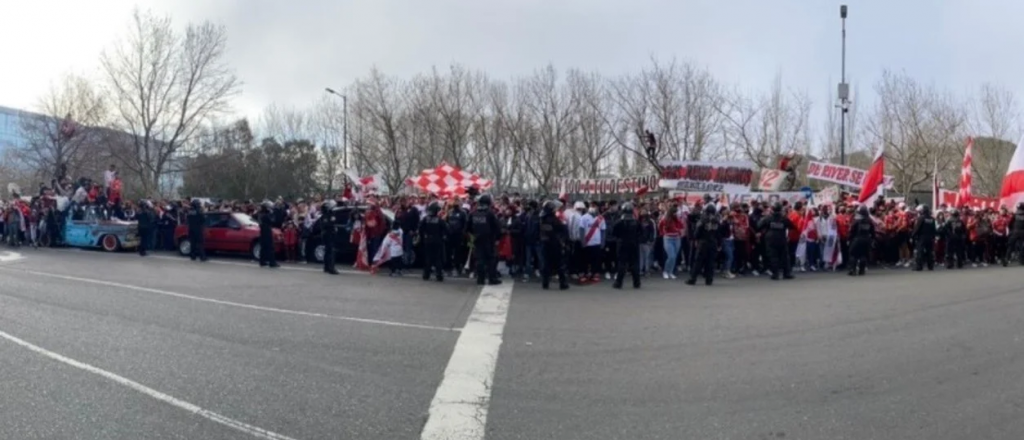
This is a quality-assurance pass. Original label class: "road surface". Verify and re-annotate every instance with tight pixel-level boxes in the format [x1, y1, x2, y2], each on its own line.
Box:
[0, 248, 1022, 440]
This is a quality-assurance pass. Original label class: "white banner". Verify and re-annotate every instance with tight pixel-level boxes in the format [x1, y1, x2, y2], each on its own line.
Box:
[669, 190, 808, 206]
[551, 175, 658, 195]
[806, 161, 894, 189]
[658, 160, 755, 193]
[813, 185, 840, 206]
[757, 169, 791, 191]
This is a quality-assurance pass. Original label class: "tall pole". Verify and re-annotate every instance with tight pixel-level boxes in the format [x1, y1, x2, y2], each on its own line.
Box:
[838, 5, 849, 166]
[343, 94, 348, 170]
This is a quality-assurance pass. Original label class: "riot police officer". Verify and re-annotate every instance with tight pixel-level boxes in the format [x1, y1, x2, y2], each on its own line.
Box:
[321, 200, 339, 275]
[186, 199, 208, 262]
[758, 202, 795, 280]
[419, 201, 448, 281]
[943, 209, 967, 269]
[687, 204, 723, 285]
[848, 205, 875, 276]
[912, 205, 937, 271]
[1004, 203, 1024, 266]
[539, 200, 569, 290]
[612, 202, 641, 289]
[136, 200, 155, 256]
[469, 194, 502, 285]
[258, 201, 279, 268]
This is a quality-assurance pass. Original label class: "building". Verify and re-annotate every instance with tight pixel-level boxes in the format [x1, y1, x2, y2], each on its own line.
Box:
[0, 105, 34, 154]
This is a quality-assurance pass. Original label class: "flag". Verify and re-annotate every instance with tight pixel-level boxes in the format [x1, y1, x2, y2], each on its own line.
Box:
[957, 137, 973, 206]
[858, 145, 885, 204]
[932, 156, 940, 209]
[999, 133, 1024, 209]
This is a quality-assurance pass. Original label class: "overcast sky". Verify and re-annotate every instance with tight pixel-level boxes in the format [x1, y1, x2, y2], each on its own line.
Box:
[2, 0, 1023, 123]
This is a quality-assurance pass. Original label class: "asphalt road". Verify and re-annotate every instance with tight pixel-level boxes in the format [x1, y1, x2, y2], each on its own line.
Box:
[1, 247, 1023, 440]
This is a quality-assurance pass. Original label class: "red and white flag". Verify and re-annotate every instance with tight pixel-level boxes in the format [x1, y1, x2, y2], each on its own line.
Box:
[957, 137, 973, 206]
[999, 133, 1024, 208]
[932, 156, 940, 209]
[858, 145, 886, 204]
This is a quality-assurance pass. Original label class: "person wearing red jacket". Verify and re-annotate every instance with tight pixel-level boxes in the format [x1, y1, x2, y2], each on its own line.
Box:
[730, 204, 751, 275]
[883, 209, 900, 266]
[658, 205, 684, 279]
[835, 205, 852, 269]
[787, 202, 805, 266]
[283, 221, 299, 262]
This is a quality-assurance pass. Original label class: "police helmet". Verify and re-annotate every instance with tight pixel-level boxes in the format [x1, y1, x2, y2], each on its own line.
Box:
[951, 209, 960, 217]
[1017, 202, 1024, 212]
[857, 205, 869, 217]
[427, 201, 442, 214]
[704, 204, 717, 215]
[478, 194, 493, 207]
[261, 200, 274, 210]
[922, 204, 931, 216]
[620, 202, 634, 212]
[542, 200, 558, 214]
[190, 199, 202, 209]
[773, 202, 784, 213]
[322, 200, 337, 211]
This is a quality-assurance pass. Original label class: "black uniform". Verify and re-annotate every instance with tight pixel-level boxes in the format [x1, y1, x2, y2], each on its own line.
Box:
[911, 213, 937, 271]
[447, 207, 469, 275]
[1005, 208, 1024, 266]
[419, 212, 447, 281]
[258, 209, 279, 267]
[848, 215, 875, 275]
[611, 212, 641, 289]
[758, 212, 795, 279]
[539, 209, 569, 290]
[136, 206, 154, 256]
[469, 205, 502, 285]
[322, 207, 339, 274]
[186, 206, 207, 262]
[688, 211, 723, 285]
[943, 215, 967, 268]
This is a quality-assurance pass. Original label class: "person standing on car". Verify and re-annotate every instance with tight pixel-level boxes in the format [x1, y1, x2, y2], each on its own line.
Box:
[187, 199, 208, 262]
[258, 201, 280, 268]
[321, 200, 339, 275]
[419, 201, 447, 281]
[136, 200, 154, 257]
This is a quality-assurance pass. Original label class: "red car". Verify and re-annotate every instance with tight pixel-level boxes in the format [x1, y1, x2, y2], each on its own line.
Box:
[175, 212, 284, 260]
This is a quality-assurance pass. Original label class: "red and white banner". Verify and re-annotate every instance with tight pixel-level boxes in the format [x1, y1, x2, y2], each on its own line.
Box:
[551, 175, 658, 195]
[406, 162, 493, 196]
[658, 160, 755, 193]
[669, 190, 807, 206]
[757, 169, 791, 191]
[806, 161, 894, 189]
[938, 189, 1000, 210]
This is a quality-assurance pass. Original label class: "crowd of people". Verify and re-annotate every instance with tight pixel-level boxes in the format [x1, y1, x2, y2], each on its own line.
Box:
[4, 163, 1024, 291]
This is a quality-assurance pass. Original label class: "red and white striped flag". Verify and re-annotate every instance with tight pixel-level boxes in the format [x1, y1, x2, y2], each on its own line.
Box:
[957, 137, 973, 206]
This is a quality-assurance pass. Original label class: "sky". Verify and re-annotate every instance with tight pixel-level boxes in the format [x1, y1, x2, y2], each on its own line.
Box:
[2, 0, 1024, 124]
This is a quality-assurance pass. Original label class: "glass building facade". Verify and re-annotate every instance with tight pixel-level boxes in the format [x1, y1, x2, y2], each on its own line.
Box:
[0, 105, 32, 154]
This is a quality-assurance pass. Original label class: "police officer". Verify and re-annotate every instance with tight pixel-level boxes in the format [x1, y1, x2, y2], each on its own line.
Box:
[539, 200, 570, 290]
[848, 205, 875, 276]
[1004, 203, 1024, 266]
[419, 201, 447, 281]
[469, 194, 502, 285]
[687, 204, 723, 285]
[321, 200, 339, 275]
[136, 200, 155, 257]
[187, 199, 208, 262]
[446, 201, 469, 277]
[612, 202, 641, 289]
[258, 201, 280, 268]
[943, 209, 967, 269]
[758, 202, 795, 280]
[911, 205, 937, 271]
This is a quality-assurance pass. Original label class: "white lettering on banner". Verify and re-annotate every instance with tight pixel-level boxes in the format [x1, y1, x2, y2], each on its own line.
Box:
[806, 161, 894, 189]
[658, 160, 756, 194]
[937, 189, 1001, 209]
[669, 191, 808, 206]
[551, 175, 659, 195]
[758, 169, 790, 191]
[813, 185, 840, 206]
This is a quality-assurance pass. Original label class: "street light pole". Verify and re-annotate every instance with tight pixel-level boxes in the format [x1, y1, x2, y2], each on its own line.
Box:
[838, 5, 849, 166]
[324, 87, 348, 169]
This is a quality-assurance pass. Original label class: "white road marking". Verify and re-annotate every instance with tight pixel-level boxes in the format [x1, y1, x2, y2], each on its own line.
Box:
[0, 251, 24, 263]
[1, 267, 460, 333]
[46, 248, 367, 275]
[0, 328, 300, 440]
[421, 282, 513, 440]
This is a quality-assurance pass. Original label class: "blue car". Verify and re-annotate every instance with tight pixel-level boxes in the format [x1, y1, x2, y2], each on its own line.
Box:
[60, 205, 140, 252]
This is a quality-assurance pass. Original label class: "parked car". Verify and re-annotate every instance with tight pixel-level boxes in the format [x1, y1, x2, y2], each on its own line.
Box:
[53, 205, 140, 251]
[305, 206, 395, 264]
[174, 211, 283, 260]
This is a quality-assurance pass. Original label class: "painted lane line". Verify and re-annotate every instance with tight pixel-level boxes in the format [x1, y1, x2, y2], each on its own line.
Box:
[0, 328, 300, 440]
[421, 282, 513, 440]
[0, 251, 24, 263]
[1, 267, 460, 333]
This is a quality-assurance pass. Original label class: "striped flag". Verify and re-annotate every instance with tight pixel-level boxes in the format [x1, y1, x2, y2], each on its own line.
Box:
[957, 137, 973, 207]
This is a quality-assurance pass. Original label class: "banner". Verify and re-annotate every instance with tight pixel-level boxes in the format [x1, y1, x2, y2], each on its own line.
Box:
[757, 169, 791, 191]
[806, 161, 894, 189]
[813, 185, 840, 206]
[551, 175, 658, 195]
[669, 190, 807, 206]
[938, 189, 1001, 210]
[658, 160, 755, 193]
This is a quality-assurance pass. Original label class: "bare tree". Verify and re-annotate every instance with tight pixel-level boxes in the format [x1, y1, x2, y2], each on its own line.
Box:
[864, 70, 968, 196]
[100, 8, 240, 197]
[969, 83, 1020, 195]
[350, 68, 416, 193]
[517, 65, 579, 192]
[566, 69, 616, 177]
[261, 104, 310, 142]
[473, 82, 523, 192]
[309, 97, 346, 193]
[16, 73, 107, 183]
[719, 73, 812, 169]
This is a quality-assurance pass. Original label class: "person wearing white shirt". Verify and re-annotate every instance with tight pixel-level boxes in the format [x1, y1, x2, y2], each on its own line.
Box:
[578, 207, 606, 282]
[103, 165, 117, 190]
